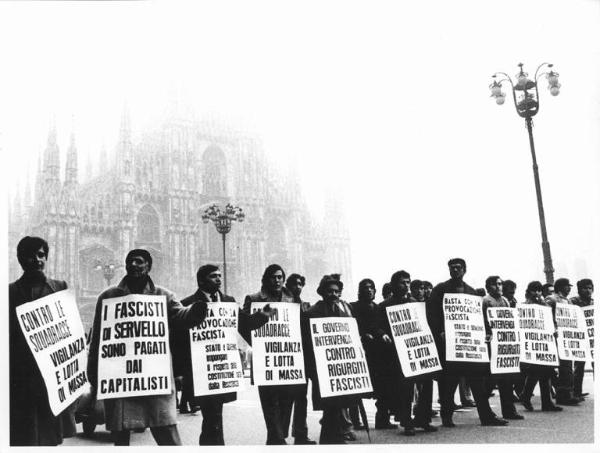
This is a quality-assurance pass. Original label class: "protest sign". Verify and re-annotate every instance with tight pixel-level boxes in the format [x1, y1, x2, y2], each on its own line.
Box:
[555, 304, 590, 361]
[190, 302, 244, 396]
[443, 294, 488, 362]
[582, 306, 594, 361]
[518, 305, 559, 366]
[310, 317, 372, 398]
[97, 294, 172, 400]
[250, 302, 306, 386]
[487, 307, 520, 374]
[16, 289, 88, 415]
[386, 303, 441, 377]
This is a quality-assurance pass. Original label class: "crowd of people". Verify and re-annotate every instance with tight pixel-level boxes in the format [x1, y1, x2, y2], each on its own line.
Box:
[9, 235, 594, 446]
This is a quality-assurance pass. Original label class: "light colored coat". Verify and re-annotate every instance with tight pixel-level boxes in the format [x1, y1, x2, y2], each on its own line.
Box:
[87, 276, 207, 431]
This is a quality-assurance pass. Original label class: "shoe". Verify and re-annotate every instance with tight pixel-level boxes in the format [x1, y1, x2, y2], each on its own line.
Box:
[343, 432, 357, 441]
[416, 423, 438, 432]
[179, 406, 190, 414]
[375, 421, 397, 429]
[431, 410, 439, 418]
[353, 424, 366, 431]
[556, 398, 580, 406]
[503, 413, 524, 420]
[451, 403, 462, 410]
[404, 427, 416, 436]
[581, 392, 589, 397]
[481, 417, 508, 426]
[461, 400, 476, 408]
[575, 396, 585, 403]
[190, 405, 200, 414]
[294, 438, 317, 445]
[520, 399, 534, 412]
[441, 417, 455, 428]
[541, 405, 563, 412]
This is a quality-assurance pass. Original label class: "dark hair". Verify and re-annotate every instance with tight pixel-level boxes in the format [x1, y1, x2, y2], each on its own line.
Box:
[577, 278, 594, 291]
[390, 270, 411, 287]
[261, 264, 286, 288]
[410, 279, 424, 294]
[554, 278, 571, 292]
[358, 278, 375, 298]
[448, 258, 467, 270]
[526, 281, 544, 297]
[382, 282, 392, 298]
[542, 283, 554, 292]
[317, 273, 343, 297]
[503, 280, 517, 292]
[475, 288, 486, 297]
[422, 281, 433, 289]
[125, 249, 153, 271]
[485, 275, 502, 290]
[17, 236, 49, 267]
[286, 273, 305, 289]
[197, 264, 219, 286]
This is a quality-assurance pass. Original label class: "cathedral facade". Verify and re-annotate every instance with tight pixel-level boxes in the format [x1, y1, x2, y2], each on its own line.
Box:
[8, 111, 353, 328]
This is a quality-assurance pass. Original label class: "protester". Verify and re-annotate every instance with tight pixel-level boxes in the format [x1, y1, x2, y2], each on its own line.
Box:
[423, 281, 433, 302]
[503, 280, 518, 308]
[482, 276, 523, 420]
[382, 282, 392, 301]
[87, 249, 208, 446]
[302, 274, 360, 444]
[243, 264, 296, 445]
[285, 273, 317, 445]
[173, 264, 273, 445]
[570, 278, 594, 399]
[426, 258, 508, 427]
[9, 236, 77, 446]
[545, 278, 581, 406]
[542, 283, 555, 298]
[518, 281, 563, 412]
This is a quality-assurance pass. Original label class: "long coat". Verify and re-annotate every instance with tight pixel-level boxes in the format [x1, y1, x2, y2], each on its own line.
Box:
[9, 275, 76, 446]
[172, 289, 269, 405]
[87, 276, 207, 431]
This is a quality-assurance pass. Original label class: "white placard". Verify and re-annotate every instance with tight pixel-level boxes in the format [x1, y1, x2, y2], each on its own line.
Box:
[582, 306, 594, 361]
[16, 289, 88, 415]
[386, 303, 442, 377]
[190, 302, 244, 396]
[97, 294, 172, 400]
[556, 304, 590, 362]
[487, 307, 520, 374]
[443, 294, 489, 362]
[310, 317, 373, 398]
[250, 302, 306, 386]
[518, 305, 559, 366]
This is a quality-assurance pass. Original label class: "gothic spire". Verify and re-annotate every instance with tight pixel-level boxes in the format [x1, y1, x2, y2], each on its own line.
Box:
[65, 130, 78, 185]
[43, 122, 61, 183]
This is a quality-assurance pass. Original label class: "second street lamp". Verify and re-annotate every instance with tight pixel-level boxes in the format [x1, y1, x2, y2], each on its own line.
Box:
[202, 203, 245, 294]
[489, 62, 561, 284]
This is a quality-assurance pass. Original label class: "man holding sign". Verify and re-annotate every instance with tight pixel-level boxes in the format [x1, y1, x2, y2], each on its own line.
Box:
[426, 258, 507, 427]
[571, 278, 594, 399]
[9, 236, 78, 446]
[87, 249, 208, 445]
[173, 264, 273, 445]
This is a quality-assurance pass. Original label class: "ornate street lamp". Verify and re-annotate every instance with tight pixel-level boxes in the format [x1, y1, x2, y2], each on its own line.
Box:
[202, 203, 245, 293]
[94, 261, 118, 287]
[489, 62, 561, 284]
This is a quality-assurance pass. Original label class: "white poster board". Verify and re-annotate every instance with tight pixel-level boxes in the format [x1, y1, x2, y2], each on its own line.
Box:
[190, 302, 244, 396]
[443, 294, 489, 362]
[310, 317, 373, 398]
[97, 294, 172, 400]
[518, 305, 559, 366]
[16, 289, 88, 415]
[386, 303, 442, 377]
[582, 306, 594, 361]
[250, 302, 306, 386]
[487, 307, 520, 374]
[556, 304, 590, 362]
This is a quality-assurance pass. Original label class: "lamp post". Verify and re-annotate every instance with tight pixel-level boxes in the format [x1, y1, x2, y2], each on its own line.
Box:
[95, 261, 118, 287]
[202, 203, 245, 293]
[489, 62, 561, 284]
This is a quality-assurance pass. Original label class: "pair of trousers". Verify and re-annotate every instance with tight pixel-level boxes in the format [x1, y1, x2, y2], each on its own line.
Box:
[258, 386, 294, 444]
[413, 379, 433, 425]
[438, 374, 495, 422]
[556, 359, 574, 400]
[521, 376, 553, 408]
[573, 361, 591, 396]
[199, 400, 225, 445]
[112, 425, 181, 445]
[320, 406, 346, 444]
[493, 377, 518, 417]
[291, 383, 309, 439]
[397, 380, 415, 428]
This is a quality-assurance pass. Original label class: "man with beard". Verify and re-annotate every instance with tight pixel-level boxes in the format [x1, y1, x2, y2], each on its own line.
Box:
[426, 258, 508, 427]
[87, 249, 208, 446]
[9, 236, 77, 446]
[482, 276, 523, 420]
[173, 264, 273, 445]
[570, 278, 594, 399]
[243, 264, 296, 445]
[285, 273, 316, 445]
